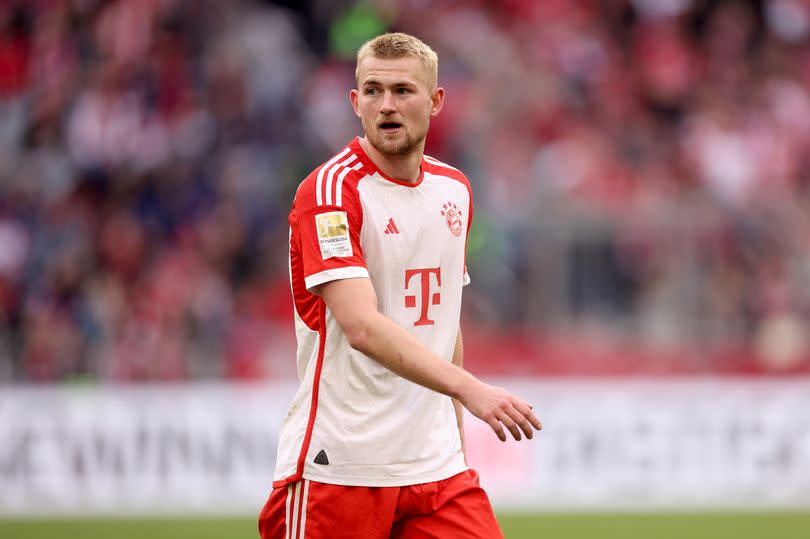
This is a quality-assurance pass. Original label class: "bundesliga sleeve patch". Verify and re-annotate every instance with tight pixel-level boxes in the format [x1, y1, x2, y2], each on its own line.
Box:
[315, 211, 353, 259]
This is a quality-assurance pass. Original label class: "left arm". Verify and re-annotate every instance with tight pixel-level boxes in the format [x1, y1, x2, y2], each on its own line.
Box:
[451, 328, 466, 464]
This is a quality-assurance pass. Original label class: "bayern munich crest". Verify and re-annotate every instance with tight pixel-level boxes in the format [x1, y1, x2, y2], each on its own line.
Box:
[440, 202, 463, 237]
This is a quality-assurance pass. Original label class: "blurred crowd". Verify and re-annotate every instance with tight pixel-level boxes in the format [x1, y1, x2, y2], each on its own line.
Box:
[1, 0, 810, 382]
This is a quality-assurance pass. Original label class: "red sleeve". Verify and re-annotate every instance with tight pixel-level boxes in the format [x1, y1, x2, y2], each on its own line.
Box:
[292, 171, 368, 292]
[463, 184, 472, 286]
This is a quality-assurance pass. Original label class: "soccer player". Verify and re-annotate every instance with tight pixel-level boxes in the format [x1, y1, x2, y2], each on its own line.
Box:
[259, 32, 542, 539]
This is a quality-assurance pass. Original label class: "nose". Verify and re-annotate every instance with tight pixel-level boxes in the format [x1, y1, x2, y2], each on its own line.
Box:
[380, 90, 396, 113]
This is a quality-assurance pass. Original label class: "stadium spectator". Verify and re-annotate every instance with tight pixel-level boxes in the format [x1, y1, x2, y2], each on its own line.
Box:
[0, 0, 809, 381]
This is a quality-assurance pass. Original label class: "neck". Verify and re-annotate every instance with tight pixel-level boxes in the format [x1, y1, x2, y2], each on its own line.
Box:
[359, 137, 423, 184]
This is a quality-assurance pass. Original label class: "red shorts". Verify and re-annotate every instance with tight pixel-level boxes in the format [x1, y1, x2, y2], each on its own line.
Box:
[258, 469, 503, 539]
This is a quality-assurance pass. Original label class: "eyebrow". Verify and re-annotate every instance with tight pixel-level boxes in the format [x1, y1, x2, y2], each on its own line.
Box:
[362, 79, 417, 88]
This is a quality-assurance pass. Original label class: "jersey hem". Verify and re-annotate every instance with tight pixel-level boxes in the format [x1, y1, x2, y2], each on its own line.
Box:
[298, 462, 468, 488]
[272, 473, 300, 489]
[304, 266, 370, 291]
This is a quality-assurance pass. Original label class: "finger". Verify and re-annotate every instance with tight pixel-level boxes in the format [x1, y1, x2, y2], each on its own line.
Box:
[504, 405, 535, 440]
[487, 417, 507, 442]
[497, 411, 522, 441]
[528, 411, 542, 430]
[531, 409, 543, 430]
[514, 401, 543, 431]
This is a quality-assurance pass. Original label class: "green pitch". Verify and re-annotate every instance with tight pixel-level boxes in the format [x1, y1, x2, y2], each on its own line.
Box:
[0, 512, 808, 538]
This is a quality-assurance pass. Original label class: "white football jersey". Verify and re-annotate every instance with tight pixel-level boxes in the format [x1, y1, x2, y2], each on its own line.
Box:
[273, 137, 472, 488]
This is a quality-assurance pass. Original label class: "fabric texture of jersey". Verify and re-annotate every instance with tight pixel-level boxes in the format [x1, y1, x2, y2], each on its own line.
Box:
[274, 137, 473, 488]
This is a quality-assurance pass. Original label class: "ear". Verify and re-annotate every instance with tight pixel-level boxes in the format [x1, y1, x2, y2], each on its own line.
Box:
[350, 89, 361, 118]
[430, 87, 445, 117]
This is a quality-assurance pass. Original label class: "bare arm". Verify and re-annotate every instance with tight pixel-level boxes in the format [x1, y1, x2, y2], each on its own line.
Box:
[320, 278, 542, 442]
[451, 328, 466, 461]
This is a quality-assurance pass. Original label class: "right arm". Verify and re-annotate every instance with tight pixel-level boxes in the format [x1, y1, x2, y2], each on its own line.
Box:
[320, 277, 542, 442]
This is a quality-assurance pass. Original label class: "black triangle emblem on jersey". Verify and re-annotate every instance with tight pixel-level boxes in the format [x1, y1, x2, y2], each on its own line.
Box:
[313, 449, 329, 465]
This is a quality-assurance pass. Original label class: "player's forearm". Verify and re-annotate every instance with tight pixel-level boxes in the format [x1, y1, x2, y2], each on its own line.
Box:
[345, 311, 477, 400]
[323, 278, 542, 442]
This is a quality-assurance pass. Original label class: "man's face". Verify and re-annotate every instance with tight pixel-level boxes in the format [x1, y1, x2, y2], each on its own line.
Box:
[351, 56, 443, 157]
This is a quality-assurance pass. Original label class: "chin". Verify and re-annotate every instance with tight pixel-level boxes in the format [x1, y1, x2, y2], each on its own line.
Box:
[380, 142, 412, 156]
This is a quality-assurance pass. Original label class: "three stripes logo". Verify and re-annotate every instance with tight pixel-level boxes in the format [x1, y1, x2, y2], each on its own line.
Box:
[315, 148, 363, 207]
[383, 218, 400, 235]
[285, 479, 310, 539]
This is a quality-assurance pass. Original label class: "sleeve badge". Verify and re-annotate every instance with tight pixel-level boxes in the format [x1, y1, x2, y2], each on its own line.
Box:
[316, 211, 353, 259]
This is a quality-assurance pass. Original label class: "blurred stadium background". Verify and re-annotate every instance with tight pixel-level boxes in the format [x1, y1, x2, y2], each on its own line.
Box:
[1, 0, 809, 537]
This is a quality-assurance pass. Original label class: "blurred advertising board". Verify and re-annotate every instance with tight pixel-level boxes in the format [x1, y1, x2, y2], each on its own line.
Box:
[1, 379, 809, 515]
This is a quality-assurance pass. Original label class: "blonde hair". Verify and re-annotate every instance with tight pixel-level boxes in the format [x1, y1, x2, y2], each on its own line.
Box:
[356, 32, 439, 89]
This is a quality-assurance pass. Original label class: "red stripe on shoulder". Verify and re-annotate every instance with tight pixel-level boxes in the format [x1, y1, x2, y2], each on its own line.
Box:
[423, 156, 473, 231]
[292, 164, 366, 216]
[423, 156, 470, 187]
[335, 166, 366, 207]
[293, 145, 356, 211]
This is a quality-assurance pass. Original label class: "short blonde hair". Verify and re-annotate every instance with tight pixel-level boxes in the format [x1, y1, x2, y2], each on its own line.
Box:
[356, 32, 439, 89]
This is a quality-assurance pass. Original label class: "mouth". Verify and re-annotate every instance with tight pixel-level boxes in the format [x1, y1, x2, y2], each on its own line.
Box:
[379, 121, 403, 133]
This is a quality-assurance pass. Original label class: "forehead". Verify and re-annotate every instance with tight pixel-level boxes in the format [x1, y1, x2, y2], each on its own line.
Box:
[357, 55, 431, 88]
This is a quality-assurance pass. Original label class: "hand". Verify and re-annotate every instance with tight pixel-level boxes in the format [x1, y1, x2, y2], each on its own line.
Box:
[456, 379, 542, 442]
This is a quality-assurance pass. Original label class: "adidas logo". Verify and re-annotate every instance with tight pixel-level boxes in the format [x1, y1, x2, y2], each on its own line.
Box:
[313, 449, 329, 465]
[383, 218, 400, 235]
